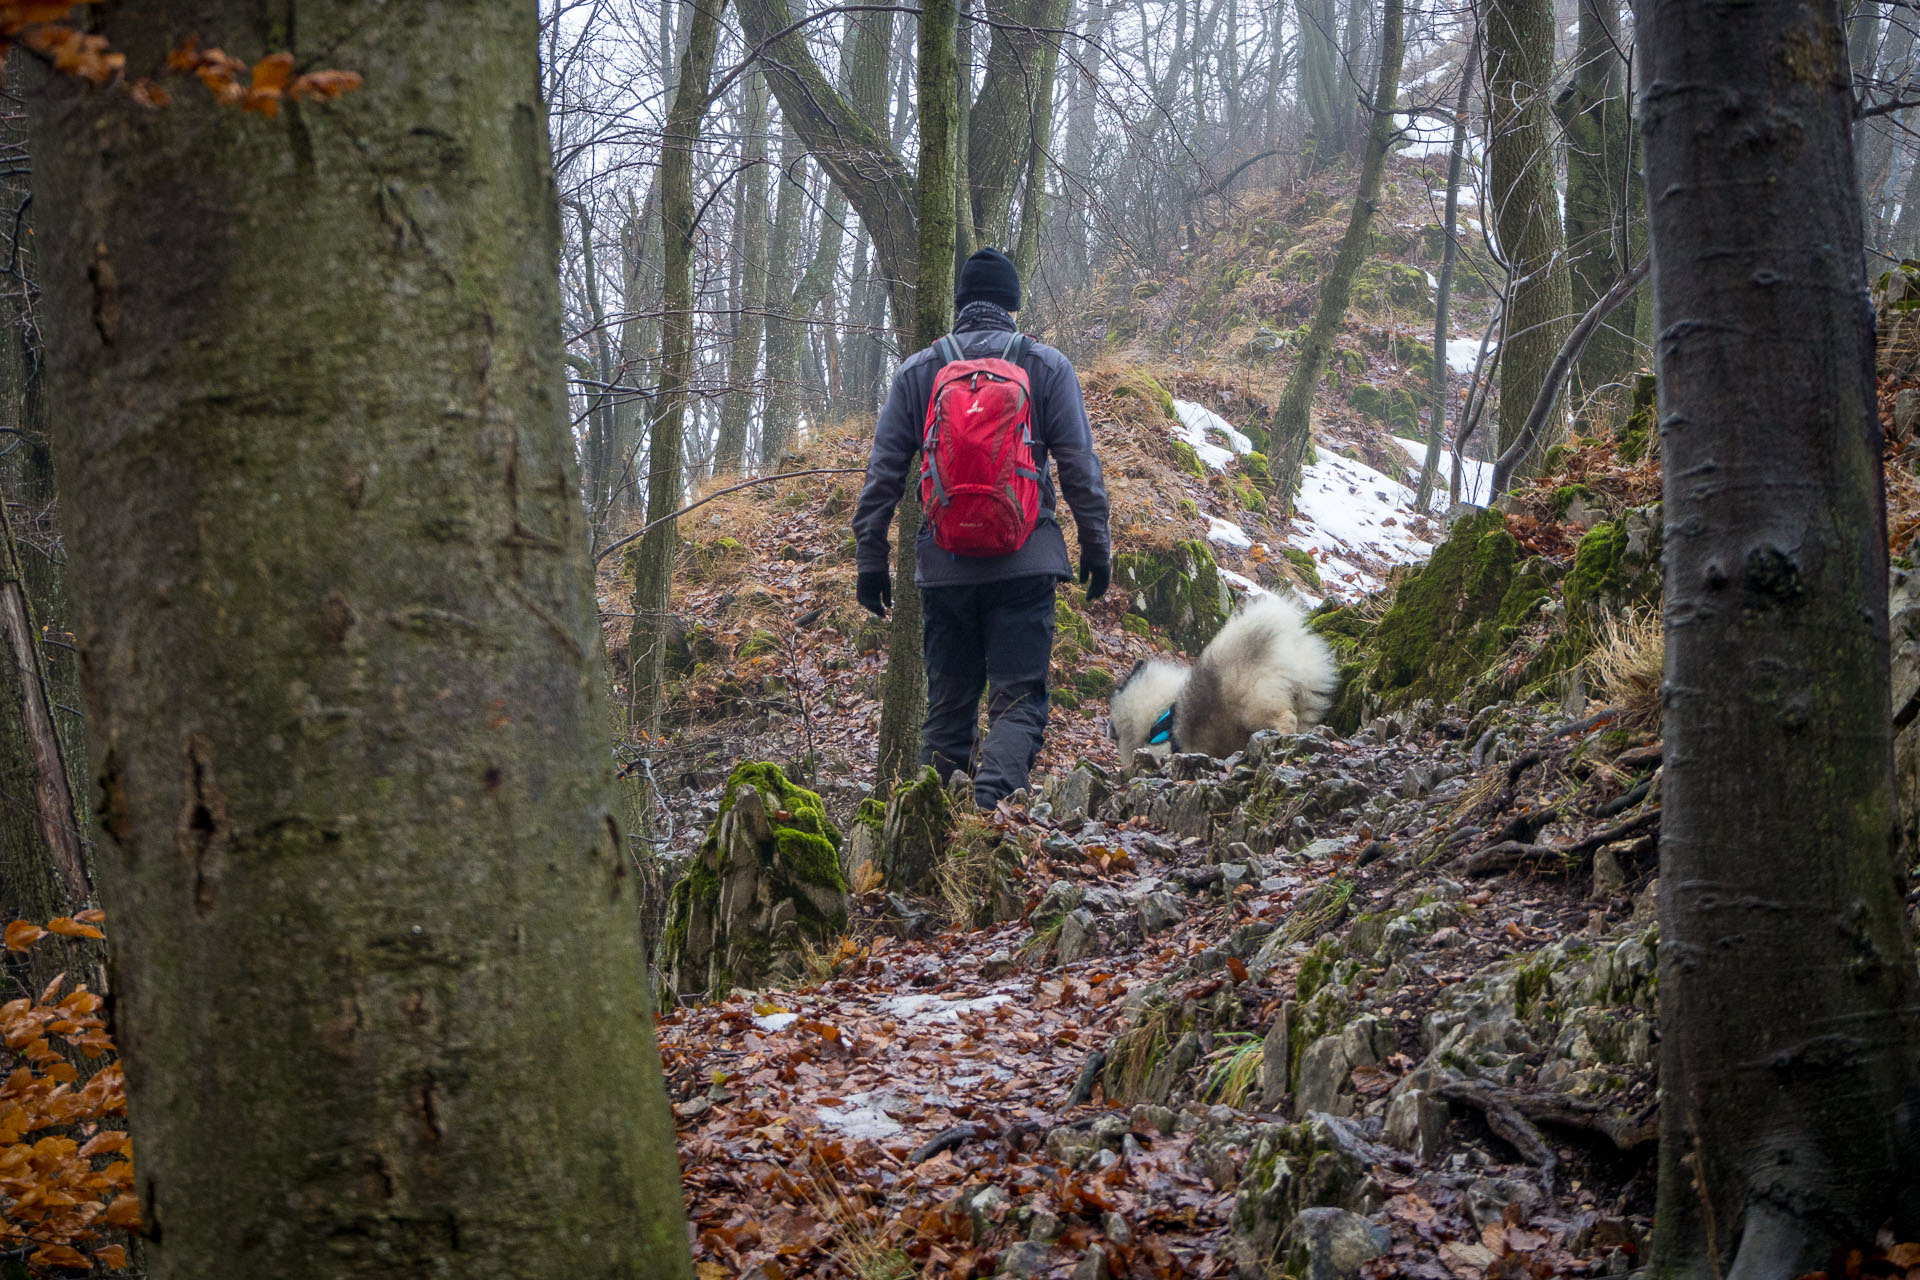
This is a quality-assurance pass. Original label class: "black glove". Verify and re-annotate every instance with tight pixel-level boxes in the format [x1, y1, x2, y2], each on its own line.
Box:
[857, 568, 893, 617]
[1080, 554, 1110, 602]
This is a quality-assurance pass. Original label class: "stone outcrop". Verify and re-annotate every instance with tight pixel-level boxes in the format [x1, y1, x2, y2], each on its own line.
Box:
[661, 762, 849, 1000]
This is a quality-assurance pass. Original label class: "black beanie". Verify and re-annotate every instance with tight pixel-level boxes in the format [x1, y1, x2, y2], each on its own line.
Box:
[955, 247, 1022, 312]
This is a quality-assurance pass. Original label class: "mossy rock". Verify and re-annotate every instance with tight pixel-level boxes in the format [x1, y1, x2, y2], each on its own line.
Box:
[1332, 348, 1365, 379]
[1116, 538, 1233, 655]
[661, 763, 849, 1001]
[1552, 483, 1598, 519]
[880, 766, 956, 891]
[1563, 506, 1663, 625]
[1111, 370, 1178, 420]
[1617, 372, 1657, 463]
[1053, 594, 1096, 664]
[1281, 545, 1322, 589]
[681, 535, 749, 584]
[1122, 614, 1152, 638]
[1353, 258, 1433, 315]
[1241, 450, 1271, 483]
[1348, 383, 1420, 432]
[1355, 507, 1524, 710]
[1280, 245, 1319, 283]
[1075, 666, 1116, 699]
[1169, 439, 1208, 478]
[738, 630, 782, 659]
[1133, 280, 1164, 300]
[1050, 686, 1082, 710]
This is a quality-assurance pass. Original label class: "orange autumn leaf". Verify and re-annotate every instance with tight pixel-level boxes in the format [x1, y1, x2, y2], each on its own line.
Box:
[45, 918, 103, 941]
[103, 1194, 139, 1230]
[250, 50, 292, 91]
[28, 1242, 88, 1268]
[95, 1245, 126, 1269]
[72, 910, 103, 925]
[5, 922, 46, 952]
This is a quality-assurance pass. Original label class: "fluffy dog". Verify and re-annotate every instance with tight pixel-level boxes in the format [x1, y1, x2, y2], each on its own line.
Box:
[1109, 594, 1339, 762]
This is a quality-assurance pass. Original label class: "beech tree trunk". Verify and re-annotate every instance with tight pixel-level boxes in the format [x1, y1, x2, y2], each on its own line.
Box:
[1267, 0, 1404, 506]
[715, 71, 771, 477]
[1415, 29, 1478, 514]
[1642, 0, 1920, 1268]
[1487, 0, 1571, 468]
[634, 0, 725, 730]
[29, 3, 694, 1276]
[877, 0, 961, 787]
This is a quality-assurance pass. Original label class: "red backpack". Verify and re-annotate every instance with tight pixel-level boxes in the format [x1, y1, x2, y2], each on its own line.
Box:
[919, 332, 1042, 557]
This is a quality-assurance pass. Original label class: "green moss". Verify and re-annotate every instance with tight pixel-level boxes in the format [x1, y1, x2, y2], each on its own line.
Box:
[1563, 520, 1629, 616]
[1348, 383, 1419, 431]
[1075, 666, 1116, 698]
[1353, 258, 1433, 315]
[1617, 373, 1657, 463]
[1115, 538, 1232, 654]
[720, 762, 842, 851]
[1241, 450, 1271, 482]
[1281, 245, 1319, 283]
[1281, 545, 1322, 589]
[1122, 614, 1151, 638]
[773, 828, 845, 888]
[1359, 506, 1522, 708]
[1050, 686, 1082, 709]
[1552, 483, 1597, 518]
[1132, 280, 1163, 299]
[738, 630, 781, 659]
[1112, 370, 1177, 419]
[1334, 349, 1365, 378]
[1169, 439, 1207, 478]
[854, 797, 886, 834]
[1496, 557, 1555, 636]
[1053, 594, 1095, 663]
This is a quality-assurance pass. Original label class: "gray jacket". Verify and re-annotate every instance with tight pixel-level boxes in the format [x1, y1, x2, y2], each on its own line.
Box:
[852, 311, 1111, 588]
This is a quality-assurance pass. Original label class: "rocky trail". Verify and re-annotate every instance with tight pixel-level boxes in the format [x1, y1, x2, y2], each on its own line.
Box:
[659, 694, 1665, 1279]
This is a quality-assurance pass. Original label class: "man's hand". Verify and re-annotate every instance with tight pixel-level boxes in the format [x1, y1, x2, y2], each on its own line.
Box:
[1079, 554, 1110, 602]
[857, 568, 894, 617]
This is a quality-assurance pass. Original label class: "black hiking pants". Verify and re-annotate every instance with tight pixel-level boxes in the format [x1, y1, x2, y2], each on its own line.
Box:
[919, 575, 1056, 807]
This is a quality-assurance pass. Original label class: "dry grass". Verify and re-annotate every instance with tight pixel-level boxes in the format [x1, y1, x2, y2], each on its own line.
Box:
[806, 1168, 915, 1280]
[1200, 1035, 1264, 1109]
[1587, 609, 1664, 732]
[934, 813, 1009, 929]
[1106, 997, 1177, 1104]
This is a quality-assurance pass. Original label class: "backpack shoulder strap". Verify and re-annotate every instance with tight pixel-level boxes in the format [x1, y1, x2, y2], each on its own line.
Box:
[935, 334, 965, 367]
[1001, 332, 1032, 366]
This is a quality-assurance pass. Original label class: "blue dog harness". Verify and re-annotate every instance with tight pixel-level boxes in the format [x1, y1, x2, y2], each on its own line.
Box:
[1147, 705, 1176, 748]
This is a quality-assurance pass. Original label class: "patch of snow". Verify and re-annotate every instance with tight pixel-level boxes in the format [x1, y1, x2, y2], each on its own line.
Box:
[1291, 449, 1444, 596]
[1219, 567, 1269, 596]
[753, 1011, 801, 1033]
[1172, 399, 1254, 471]
[816, 1097, 905, 1139]
[1392, 436, 1494, 505]
[1424, 269, 1439, 291]
[1207, 516, 1253, 549]
[883, 992, 1013, 1023]
[1446, 335, 1492, 374]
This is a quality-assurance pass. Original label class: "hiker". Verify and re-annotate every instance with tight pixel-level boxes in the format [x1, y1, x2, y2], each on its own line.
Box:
[852, 246, 1112, 807]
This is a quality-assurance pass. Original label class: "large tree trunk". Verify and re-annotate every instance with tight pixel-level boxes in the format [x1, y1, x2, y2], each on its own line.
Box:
[1267, 0, 1405, 506]
[634, 0, 725, 730]
[1296, 0, 1344, 168]
[1642, 0, 1920, 1268]
[877, 0, 962, 787]
[28, 3, 694, 1276]
[1487, 0, 1571, 468]
[1553, 0, 1639, 424]
[1415, 28, 1479, 514]
[716, 71, 772, 477]
[1013, 0, 1073, 282]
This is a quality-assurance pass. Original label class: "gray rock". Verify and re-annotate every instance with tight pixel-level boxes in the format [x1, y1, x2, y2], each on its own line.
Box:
[1384, 1084, 1449, 1160]
[1101, 1211, 1134, 1247]
[842, 822, 879, 886]
[1168, 752, 1216, 781]
[1285, 1208, 1390, 1280]
[1138, 890, 1188, 935]
[961, 1184, 1010, 1239]
[1294, 1034, 1352, 1117]
[1027, 1210, 1064, 1243]
[1050, 764, 1110, 822]
[1082, 885, 1127, 914]
[1260, 1004, 1292, 1109]
[1220, 862, 1251, 890]
[1057, 908, 1100, 965]
[1039, 880, 1085, 917]
[981, 948, 1016, 979]
[998, 1240, 1052, 1276]
[1071, 1247, 1111, 1280]
[1297, 837, 1345, 862]
[1466, 1176, 1544, 1230]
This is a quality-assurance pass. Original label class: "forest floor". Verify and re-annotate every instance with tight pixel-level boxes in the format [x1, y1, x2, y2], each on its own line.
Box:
[611, 158, 1920, 1278]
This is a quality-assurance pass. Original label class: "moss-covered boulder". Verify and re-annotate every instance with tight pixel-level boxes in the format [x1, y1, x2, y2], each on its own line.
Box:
[1315, 509, 1562, 726]
[1347, 382, 1419, 432]
[1616, 373, 1657, 464]
[1563, 505, 1662, 626]
[662, 763, 849, 1001]
[879, 766, 956, 892]
[1116, 538, 1233, 655]
[1352, 258, 1433, 315]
